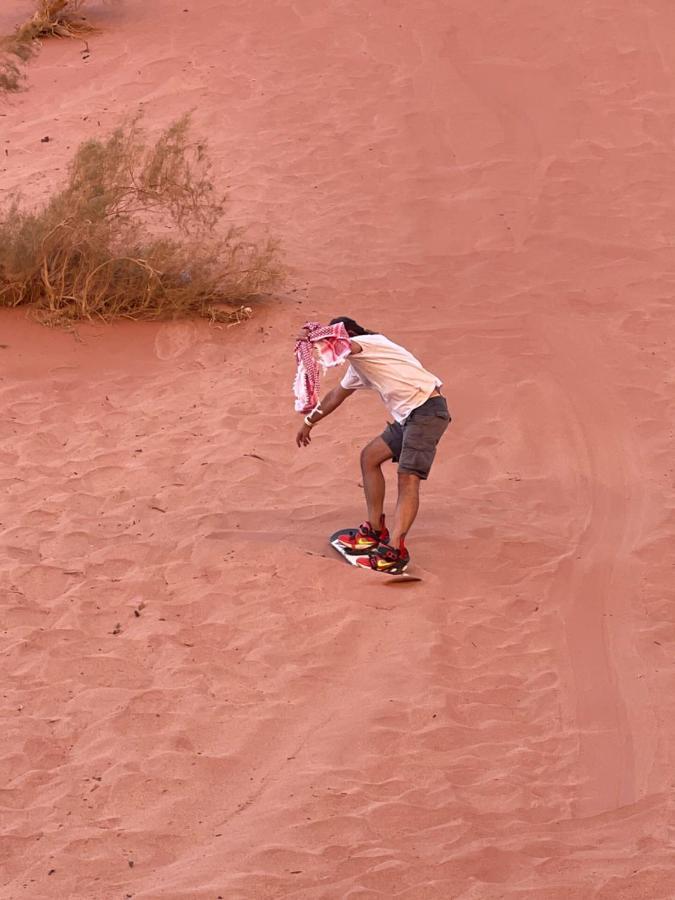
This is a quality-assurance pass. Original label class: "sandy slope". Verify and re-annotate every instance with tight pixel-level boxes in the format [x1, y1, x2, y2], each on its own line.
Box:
[1, 1, 675, 898]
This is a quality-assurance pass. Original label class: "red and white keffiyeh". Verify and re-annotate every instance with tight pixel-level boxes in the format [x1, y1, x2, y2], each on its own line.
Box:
[293, 321, 351, 413]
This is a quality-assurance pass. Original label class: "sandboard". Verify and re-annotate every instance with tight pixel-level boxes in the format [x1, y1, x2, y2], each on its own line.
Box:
[329, 529, 422, 583]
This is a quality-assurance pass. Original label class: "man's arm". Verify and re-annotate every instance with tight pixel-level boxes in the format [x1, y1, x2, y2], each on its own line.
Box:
[296, 385, 354, 447]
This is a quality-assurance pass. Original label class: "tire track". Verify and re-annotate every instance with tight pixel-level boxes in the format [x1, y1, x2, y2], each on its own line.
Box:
[537, 314, 653, 817]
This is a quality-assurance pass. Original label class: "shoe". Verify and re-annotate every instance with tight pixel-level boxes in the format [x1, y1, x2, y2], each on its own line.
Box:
[357, 539, 410, 574]
[336, 516, 389, 554]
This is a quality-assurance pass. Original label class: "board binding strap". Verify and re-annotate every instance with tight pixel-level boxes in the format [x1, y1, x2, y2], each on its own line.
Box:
[329, 529, 422, 583]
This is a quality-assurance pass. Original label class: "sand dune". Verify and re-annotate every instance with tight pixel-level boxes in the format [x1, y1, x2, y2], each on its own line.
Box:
[2, 0, 675, 898]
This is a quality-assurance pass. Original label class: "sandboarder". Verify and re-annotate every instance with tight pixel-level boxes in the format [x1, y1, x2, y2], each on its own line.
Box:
[294, 317, 450, 574]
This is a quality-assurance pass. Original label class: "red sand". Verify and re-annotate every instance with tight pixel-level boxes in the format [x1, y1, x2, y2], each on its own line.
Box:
[2, 1, 675, 898]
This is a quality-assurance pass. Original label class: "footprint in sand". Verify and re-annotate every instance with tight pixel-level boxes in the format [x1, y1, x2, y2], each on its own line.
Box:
[154, 322, 199, 360]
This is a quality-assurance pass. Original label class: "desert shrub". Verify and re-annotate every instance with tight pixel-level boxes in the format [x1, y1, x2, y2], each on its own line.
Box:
[0, 116, 285, 323]
[1, 1, 96, 95]
[0, 38, 35, 94]
[15, 0, 95, 43]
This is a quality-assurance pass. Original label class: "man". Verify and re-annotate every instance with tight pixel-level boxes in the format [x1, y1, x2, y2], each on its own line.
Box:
[295, 316, 450, 574]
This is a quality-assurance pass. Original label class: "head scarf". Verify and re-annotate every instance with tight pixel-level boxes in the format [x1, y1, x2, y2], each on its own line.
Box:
[293, 321, 351, 413]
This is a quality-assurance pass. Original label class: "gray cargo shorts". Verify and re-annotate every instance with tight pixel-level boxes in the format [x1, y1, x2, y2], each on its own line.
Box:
[381, 395, 451, 480]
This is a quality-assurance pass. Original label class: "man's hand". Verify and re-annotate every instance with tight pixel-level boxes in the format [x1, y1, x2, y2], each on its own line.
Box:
[294, 386, 355, 448]
[296, 423, 312, 447]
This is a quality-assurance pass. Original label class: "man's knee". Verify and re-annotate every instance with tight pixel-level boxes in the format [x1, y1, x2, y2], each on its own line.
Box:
[361, 437, 391, 470]
[360, 443, 379, 470]
[398, 471, 421, 493]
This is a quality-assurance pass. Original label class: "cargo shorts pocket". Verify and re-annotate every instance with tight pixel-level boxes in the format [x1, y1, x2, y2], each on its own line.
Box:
[398, 410, 450, 479]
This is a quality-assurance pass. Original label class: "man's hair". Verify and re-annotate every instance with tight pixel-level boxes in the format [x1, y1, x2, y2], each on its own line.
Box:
[329, 316, 376, 337]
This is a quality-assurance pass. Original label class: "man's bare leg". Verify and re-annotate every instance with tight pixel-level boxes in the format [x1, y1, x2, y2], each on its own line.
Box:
[360, 437, 393, 527]
[390, 472, 421, 547]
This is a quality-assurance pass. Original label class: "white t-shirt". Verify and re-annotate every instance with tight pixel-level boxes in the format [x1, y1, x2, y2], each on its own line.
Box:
[340, 334, 441, 423]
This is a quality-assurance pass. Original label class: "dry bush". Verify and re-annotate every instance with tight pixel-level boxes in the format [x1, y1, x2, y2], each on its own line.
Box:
[0, 117, 285, 324]
[0, 37, 35, 94]
[1, 1, 95, 95]
[15, 0, 95, 43]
